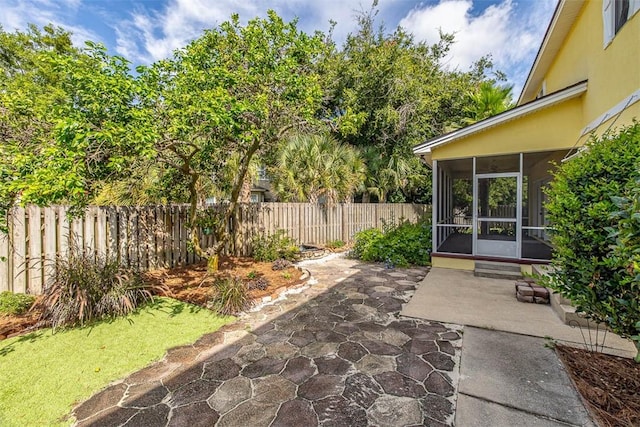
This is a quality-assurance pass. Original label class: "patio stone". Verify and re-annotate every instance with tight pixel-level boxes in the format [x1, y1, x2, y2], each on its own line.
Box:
[420, 394, 454, 423]
[253, 375, 296, 405]
[314, 355, 352, 375]
[202, 358, 240, 381]
[422, 352, 456, 371]
[424, 371, 455, 397]
[121, 381, 168, 408]
[123, 404, 170, 426]
[337, 342, 368, 362]
[217, 400, 277, 427]
[272, 399, 318, 427]
[298, 375, 344, 400]
[368, 395, 422, 426]
[168, 380, 221, 407]
[281, 356, 316, 384]
[71, 258, 461, 427]
[168, 402, 219, 427]
[73, 383, 128, 422]
[241, 357, 286, 378]
[343, 373, 383, 409]
[374, 371, 426, 398]
[207, 376, 251, 413]
[313, 395, 368, 427]
[354, 354, 396, 376]
[397, 352, 432, 382]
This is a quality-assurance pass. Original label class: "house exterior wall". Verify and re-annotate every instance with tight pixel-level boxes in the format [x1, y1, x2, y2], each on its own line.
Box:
[540, 1, 640, 134]
[431, 97, 583, 160]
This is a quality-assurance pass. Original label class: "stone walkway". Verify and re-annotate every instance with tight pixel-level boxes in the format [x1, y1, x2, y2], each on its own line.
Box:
[73, 257, 462, 426]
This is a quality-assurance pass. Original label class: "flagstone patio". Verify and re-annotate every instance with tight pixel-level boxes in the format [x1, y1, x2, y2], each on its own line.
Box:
[72, 257, 462, 426]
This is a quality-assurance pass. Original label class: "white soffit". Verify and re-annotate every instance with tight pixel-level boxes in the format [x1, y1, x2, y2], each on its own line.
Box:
[518, 0, 586, 105]
[413, 81, 587, 155]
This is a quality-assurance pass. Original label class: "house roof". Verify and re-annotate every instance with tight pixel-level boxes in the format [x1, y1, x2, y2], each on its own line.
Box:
[518, 0, 586, 104]
[413, 80, 587, 155]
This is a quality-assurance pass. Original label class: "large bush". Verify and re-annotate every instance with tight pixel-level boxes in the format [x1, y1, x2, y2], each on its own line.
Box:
[251, 230, 299, 262]
[541, 123, 640, 361]
[352, 218, 432, 267]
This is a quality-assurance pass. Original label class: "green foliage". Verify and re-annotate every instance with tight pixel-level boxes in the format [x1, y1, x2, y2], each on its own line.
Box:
[209, 276, 252, 315]
[0, 297, 232, 427]
[252, 230, 300, 262]
[247, 270, 258, 279]
[461, 81, 513, 125]
[352, 219, 432, 267]
[540, 123, 640, 361]
[326, 240, 345, 249]
[36, 253, 163, 330]
[270, 133, 365, 204]
[0, 292, 36, 315]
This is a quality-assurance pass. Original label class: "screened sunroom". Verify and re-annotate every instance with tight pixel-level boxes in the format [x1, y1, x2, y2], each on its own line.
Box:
[430, 151, 571, 262]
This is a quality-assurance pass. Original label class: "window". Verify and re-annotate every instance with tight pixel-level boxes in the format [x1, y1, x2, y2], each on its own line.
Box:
[604, 0, 640, 47]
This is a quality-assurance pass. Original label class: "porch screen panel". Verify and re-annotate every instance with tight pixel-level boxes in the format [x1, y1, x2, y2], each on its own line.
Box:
[435, 159, 472, 255]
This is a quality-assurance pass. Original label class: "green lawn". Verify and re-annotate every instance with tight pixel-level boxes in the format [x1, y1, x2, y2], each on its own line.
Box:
[0, 297, 232, 426]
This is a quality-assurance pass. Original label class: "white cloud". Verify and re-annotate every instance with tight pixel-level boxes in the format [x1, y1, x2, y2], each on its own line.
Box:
[0, 0, 99, 47]
[399, 0, 555, 96]
[112, 0, 381, 64]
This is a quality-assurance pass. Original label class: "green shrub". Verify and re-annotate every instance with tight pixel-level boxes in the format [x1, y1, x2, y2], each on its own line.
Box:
[326, 240, 345, 249]
[0, 291, 36, 315]
[36, 253, 164, 330]
[352, 218, 432, 267]
[540, 123, 640, 361]
[252, 229, 300, 262]
[209, 276, 253, 315]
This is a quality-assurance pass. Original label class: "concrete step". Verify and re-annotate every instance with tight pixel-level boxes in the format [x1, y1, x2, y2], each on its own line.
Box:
[474, 268, 523, 280]
[474, 261, 522, 273]
[550, 292, 596, 328]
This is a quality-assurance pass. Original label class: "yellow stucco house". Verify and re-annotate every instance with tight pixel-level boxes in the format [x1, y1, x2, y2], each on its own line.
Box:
[414, 0, 640, 272]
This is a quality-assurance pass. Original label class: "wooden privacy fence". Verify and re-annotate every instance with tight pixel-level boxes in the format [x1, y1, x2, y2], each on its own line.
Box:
[1, 203, 430, 294]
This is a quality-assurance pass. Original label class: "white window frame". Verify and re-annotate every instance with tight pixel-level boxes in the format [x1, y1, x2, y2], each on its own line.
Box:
[604, 0, 640, 48]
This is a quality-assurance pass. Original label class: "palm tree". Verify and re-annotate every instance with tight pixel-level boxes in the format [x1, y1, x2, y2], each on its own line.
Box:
[270, 134, 365, 204]
[463, 81, 513, 124]
[361, 147, 412, 203]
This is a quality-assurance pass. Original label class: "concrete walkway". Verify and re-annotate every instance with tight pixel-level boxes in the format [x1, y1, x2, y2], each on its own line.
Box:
[72, 259, 461, 426]
[402, 267, 636, 358]
[401, 267, 638, 426]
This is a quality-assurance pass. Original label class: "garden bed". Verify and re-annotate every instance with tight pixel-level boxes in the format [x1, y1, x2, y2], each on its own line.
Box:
[147, 255, 305, 307]
[556, 345, 640, 427]
[0, 255, 305, 340]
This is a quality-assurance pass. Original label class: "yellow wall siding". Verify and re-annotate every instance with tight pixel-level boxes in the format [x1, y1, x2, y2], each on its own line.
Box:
[432, 256, 475, 271]
[431, 97, 583, 160]
[543, 1, 640, 128]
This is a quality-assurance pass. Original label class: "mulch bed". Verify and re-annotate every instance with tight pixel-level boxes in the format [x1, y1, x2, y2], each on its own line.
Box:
[146, 255, 304, 307]
[0, 256, 304, 341]
[556, 344, 640, 427]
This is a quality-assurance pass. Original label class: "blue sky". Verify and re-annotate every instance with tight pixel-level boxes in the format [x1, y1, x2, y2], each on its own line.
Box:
[0, 0, 557, 97]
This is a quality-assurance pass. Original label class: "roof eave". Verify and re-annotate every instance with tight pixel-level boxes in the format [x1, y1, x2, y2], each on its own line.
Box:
[413, 80, 587, 155]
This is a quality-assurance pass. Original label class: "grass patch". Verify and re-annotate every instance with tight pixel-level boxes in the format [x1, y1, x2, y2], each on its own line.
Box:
[0, 297, 233, 426]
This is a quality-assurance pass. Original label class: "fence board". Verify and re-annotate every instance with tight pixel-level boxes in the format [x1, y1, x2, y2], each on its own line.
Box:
[4, 203, 429, 293]
[27, 205, 42, 294]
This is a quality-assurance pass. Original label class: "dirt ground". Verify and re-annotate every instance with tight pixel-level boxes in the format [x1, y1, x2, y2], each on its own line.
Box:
[556, 344, 640, 427]
[0, 256, 302, 340]
[146, 256, 304, 306]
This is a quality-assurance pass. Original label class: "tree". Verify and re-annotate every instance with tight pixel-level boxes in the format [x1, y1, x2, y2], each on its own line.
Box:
[541, 123, 640, 362]
[270, 133, 365, 204]
[0, 25, 146, 230]
[136, 11, 326, 269]
[322, 7, 491, 202]
[462, 81, 513, 124]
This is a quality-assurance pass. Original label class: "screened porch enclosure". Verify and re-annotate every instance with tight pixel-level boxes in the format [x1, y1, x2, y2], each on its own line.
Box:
[432, 151, 565, 261]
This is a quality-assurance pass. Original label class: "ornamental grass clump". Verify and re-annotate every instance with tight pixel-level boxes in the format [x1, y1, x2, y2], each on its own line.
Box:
[540, 122, 640, 362]
[209, 276, 253, 315]
[36, 252, 164, 330]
